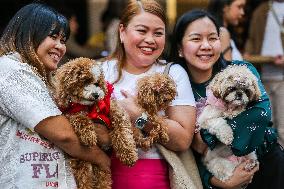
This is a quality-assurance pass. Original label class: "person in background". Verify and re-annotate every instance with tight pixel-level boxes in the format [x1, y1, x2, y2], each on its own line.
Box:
[101, 0, 200, 188]
[208, 0, 246, 61]
[169, 9, 284, 189]
[244, 0, 284, 147]
[100, 0, 127, 55]
[0, 3, 110, 188]
[59, 7, 102, 66]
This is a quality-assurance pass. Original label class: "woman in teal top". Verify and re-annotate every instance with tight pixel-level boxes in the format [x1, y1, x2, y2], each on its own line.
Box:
[168, 9, 284, 189]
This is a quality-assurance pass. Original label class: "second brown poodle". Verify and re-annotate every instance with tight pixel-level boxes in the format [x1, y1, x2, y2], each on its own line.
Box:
[134, 73, 177, 151]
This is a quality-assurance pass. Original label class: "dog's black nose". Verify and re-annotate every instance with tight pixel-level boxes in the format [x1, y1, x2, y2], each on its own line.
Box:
[92, 93, 99, 99]
[236, 91, 242, 99]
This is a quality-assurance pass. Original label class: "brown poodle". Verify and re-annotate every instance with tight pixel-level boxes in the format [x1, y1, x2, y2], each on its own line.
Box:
[134, 73, 177, 151]
[52, 57, 138, 189]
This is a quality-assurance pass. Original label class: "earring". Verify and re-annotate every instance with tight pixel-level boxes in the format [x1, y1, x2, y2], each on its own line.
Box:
[179, 52, 183, 57]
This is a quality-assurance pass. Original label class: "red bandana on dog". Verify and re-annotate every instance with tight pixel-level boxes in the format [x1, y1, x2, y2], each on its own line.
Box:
[61, 82, 114, 128]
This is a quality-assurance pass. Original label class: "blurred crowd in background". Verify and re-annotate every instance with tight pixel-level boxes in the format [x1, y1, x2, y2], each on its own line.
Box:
[0, 0, 268, 64]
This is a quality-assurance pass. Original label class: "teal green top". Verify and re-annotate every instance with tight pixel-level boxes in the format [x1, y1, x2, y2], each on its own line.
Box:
[191, 60, 278, 189]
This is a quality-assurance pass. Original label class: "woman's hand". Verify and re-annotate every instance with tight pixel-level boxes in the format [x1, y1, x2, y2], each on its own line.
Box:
[211, 160, 259, 189]
[191, 132, 208, 154]
[274, 55, 284, 66]
[94, 123, 111, 149]
[93, 149, 111, 172]
[119, 90, 142, 122]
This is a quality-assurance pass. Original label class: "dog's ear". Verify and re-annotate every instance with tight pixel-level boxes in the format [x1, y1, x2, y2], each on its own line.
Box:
[53, 57, 94, 107]
[209, 72, 223, 99]
[251, 77, 261, 101]
[137, 77, 157, 113]
[241, 66, 262, 101]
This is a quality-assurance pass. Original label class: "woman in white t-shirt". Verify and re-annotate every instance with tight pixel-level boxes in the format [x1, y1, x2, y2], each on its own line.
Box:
[101, 0, 198, 188]
[0, 3, 110, 188]
[208, 0, 245, 61]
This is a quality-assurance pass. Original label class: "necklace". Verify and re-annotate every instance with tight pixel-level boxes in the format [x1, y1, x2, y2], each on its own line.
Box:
[191, 79, 211, 99]
[193, 88, 203, 99]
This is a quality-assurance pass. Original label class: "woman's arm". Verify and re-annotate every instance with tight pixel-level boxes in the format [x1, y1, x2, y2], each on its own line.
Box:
[35, 115, 111, 171]
[163, 64, 197, 151]
[163, 105, 196, 151]
[191, 130, 208, 154]
[220, 27, 232, 61]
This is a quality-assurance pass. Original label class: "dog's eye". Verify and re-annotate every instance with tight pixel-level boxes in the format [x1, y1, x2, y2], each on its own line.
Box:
[244, 89, 251, 97]
[94, 83, 99, 87]
[227, 87, 236, 92]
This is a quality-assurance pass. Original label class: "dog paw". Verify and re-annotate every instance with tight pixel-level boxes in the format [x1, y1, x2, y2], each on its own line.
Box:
[215, 124, 234, 145]
[219, 134, 233, 145]
[219, 136, 233, 145]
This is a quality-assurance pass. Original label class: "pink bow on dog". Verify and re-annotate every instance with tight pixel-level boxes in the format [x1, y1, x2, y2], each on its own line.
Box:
[206, 89, 226, 111]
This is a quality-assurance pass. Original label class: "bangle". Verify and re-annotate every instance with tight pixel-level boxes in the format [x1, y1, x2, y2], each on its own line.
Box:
[134, 112, 148, 130]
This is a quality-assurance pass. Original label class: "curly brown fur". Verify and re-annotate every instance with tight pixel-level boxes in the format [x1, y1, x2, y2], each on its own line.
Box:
[93, 165, 112, 189]
[54, 58, 107, 108]
[110, 100, 138, 166]
[134, 73, 177, 150]
[52, 57, 138, 189]
[69, 159, 96, 189]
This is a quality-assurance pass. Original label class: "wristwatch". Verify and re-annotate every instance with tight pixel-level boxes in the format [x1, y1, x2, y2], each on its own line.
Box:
[134, 112, 148, 130]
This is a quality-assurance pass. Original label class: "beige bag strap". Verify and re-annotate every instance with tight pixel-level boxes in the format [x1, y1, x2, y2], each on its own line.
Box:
[163, 62, 174, 75]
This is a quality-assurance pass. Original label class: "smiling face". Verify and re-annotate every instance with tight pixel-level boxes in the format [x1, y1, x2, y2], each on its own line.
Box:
[180, 17, 221, 82]
[36, 32, 66, 72]
[119, 12, 165, 74]
[223, 0, 246, 26]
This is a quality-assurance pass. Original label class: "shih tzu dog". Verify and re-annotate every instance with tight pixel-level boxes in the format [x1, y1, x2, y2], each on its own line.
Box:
[197, 64, 261, 182]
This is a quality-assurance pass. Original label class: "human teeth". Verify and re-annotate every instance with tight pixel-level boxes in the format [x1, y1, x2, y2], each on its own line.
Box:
[199, 55, 211, 60]
[141, 47, 153, 52]
[50, 53, 59, 61]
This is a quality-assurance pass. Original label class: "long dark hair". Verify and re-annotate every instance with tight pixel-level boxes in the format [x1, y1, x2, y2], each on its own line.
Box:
[207, 0, 234, 27]
[0, 3, 70, 80]
[169, 9, 228, 76]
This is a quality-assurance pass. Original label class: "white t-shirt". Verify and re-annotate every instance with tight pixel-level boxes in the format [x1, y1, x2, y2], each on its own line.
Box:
[231, 40, 243, 61]
[261, 1, 284, 81]
[102, 59, 195, 159]
[0, 53, 76, 189]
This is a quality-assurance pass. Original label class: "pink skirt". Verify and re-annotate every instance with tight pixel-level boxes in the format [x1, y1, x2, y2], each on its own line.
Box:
[111, 156, 170, 189]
